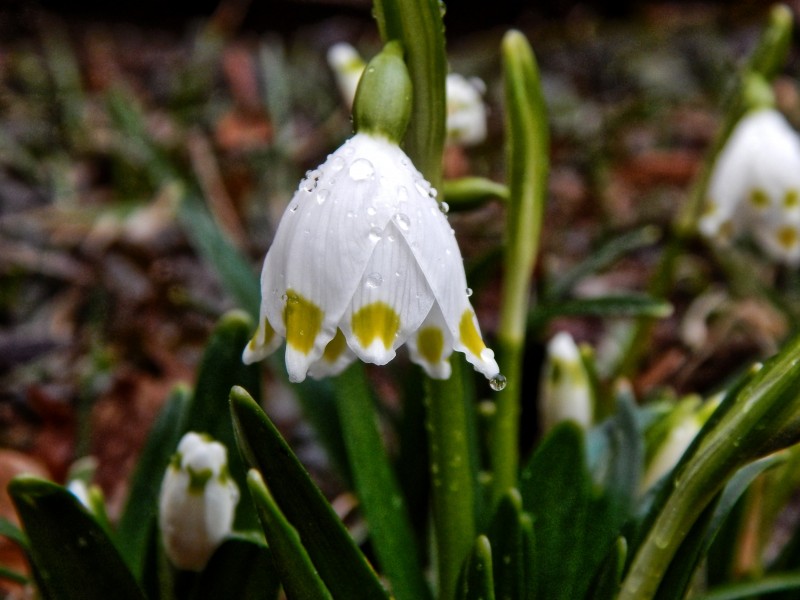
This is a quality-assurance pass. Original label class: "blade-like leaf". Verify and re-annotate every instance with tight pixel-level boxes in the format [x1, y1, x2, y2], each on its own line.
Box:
[191, 534, 280, 600]
[230, 386, 388, 599]
[458, 535, 495, 600]
[486, 489, 527, 600]
[589, 537, 627, 600]
[9, 476, 145, 600]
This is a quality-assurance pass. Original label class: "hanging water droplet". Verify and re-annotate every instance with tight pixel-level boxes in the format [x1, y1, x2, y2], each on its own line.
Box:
[365, 272, 383, 288]
[368, 227, 382, 243]
[439, 201, 450, 214]
[316, 189, 329, 205]
[395, 270, 401, 277]
[466, 287, 473, 297]
[281, 293, 288, 302]
[429, 187, 438, 199]
[347, 210, 357, 218]
[397, 186, 409, 203]
[489, 374, 507, 392]
[366, 206, 377, 216]
[394, 213, 411, 231]
[288, 203, 299, 213]
[349, 158, 374, 180]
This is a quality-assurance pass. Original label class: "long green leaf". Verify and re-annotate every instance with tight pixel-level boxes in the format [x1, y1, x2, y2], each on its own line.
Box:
[246, 471, 330, 600]
[698, 573, 800, 600]
[530, 295, 672, 331]
[229, 386, 388, 599]
[335, 364, 431, 600]
[116, 385, 191, 579]
[486, 489, 527, 600]
[9, 476, 145, 600]
[458, 536, 495, 600]
[191, 536, 281, 600]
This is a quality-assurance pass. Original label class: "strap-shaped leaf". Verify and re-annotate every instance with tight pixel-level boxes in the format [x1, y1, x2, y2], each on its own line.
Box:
[116, 385, 190, 579]
[9, 476, 145, 600]
[335, 364, 431, 600]
[589, 537, 627, 600]
[486, 489, 528, 600]
[458, 535, 495, 600]
[229, 386, 387, 599]
[190, 535, 280, 600]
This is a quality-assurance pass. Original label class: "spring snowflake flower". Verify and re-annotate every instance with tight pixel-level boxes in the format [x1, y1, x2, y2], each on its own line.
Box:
[159, 432, 239, 571]
[699, 108, 800, 265]
[244, 42, 499, 383]
[539, 332, 593, 433]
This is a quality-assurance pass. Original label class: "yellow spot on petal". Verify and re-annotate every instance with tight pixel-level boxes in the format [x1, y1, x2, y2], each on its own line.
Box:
[749, 188, 769, 208]
[352, 302, 400, 349]
[417, 327, 444, 364]
[283, 289, 323, 355]
[785, 189, 799, 208]
[322, 329, 347, 362]
[777, 226, 799, 249]
[459, 310, 486, 357]
[247, 319, 276, 352]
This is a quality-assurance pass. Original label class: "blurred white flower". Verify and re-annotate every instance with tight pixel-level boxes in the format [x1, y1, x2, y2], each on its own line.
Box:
[539, 332, 593, 433]
[700, 108, 800, 265]
[445, 73, 488, 146]
[242, 131, 500, 383]
[159, 432, 239, 572]
[327, 42, 487, 146]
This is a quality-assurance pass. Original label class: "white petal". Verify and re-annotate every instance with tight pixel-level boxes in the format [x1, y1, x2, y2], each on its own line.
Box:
[339, 221, 435, 365]
[307, 330, 358, 378]
[407, 302, 453, 379]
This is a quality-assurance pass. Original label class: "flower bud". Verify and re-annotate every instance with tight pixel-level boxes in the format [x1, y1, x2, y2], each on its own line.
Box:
[539, 332, 593, 433]
[158, 432, 239, 571]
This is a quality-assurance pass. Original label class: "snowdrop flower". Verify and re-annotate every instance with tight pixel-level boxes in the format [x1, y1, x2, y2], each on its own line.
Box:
[327, 42, 487, 146]
[327, 42, 366, 110]
[159, 432, 239, 571]
[244, 42, 500, 384]
[539, 332, 593, 433]
[446, 73, 488, 146]
[699, 108, 800, 265]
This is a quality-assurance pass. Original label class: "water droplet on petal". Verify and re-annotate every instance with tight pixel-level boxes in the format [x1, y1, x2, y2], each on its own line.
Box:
[429, 187, 438, 199]
[397, 186, 409, 203]
[289, 203, 299, 213]
[316, 189, 329, 205]
[466, 288, 473, 297]
[394, 213, 411, 231]
[349, 158, 374, 181]
[281, 293, 288, 302]
[330, 156, 345, 172]
[347, 210, 357, 219]
[367, 206, 377, 216]
[489, 374, 507, 391]
[365, 272, 383, 288]
[439, 201, 449, 214]
[368, 227, 382, 242]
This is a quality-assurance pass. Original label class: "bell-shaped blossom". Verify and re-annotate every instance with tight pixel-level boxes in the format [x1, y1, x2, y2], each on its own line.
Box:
[327, 42, 366, 110]
[243, 131, 500, 382]
[159, 432, 239, 571]
[700, 108, 800, 265]
[539, 332, 593, 433]
[445, 73, 488, 146]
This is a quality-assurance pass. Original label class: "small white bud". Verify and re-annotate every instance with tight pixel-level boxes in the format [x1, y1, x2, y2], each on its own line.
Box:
[158, 432, 240, 571]
[539, 332, 593, 433]
[446, 73, 488, 146]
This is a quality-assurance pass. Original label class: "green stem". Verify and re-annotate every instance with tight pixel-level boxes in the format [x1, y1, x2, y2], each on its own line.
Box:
[425, 357, 477, 600]
[490, 30, 549, 502]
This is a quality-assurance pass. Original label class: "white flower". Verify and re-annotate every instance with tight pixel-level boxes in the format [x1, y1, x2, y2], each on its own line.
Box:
[700, 108, 800, 265]
[446, 73, 488, 146]
[243, 132, 500, 383]
[327, 42, 366, 110]
[539, 332, 593, 433]
[159, 432, 239, 571]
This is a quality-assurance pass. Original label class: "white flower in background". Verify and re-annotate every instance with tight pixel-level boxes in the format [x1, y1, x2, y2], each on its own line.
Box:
[242, 132, 500, 382]
[327, 42, 487, 146]
[445, 73, 488, 146]
[699, 108, 800, 265]
[159, 432, 239, 572]
[327, 42, 366, 110]
[539, 332, 593, 433]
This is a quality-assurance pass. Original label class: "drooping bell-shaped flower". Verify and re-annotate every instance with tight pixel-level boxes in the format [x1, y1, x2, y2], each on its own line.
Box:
[159, 432, 240, 571]
[327, 42, 366, 110]
[244, 41, 500, 383]
[538, 332, 593, 433]
[699, 108, 800, 265]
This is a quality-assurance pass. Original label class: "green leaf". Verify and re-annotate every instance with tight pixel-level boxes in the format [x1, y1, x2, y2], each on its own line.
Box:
[335, 364, 431, 600]
[372, 0, 447, 187]
[190, 534, 281, 600]
[0, 517, 28, 549]
[519, 423, 620, 600]
[530, 295, 673, 331]
[458, 536, 495, 600]
[0, 564, 28, 585]
[229, 386, 388, 599]
[698, 573, 800, 600]
[246, 471, 331, 600]
[654, 453, 785, 600]
[589, 537, 627, 600]
[9, 476, 145, 600]
[186, 310, 262, 530]
[442, 177, 509, 210]
[117, 385, 191, 579]
[486, 489, 528, 600]
[177, 195, 260, 318]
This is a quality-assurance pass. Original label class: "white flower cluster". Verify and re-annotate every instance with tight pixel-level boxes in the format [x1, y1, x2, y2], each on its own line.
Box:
[700, 109, 800, 265]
